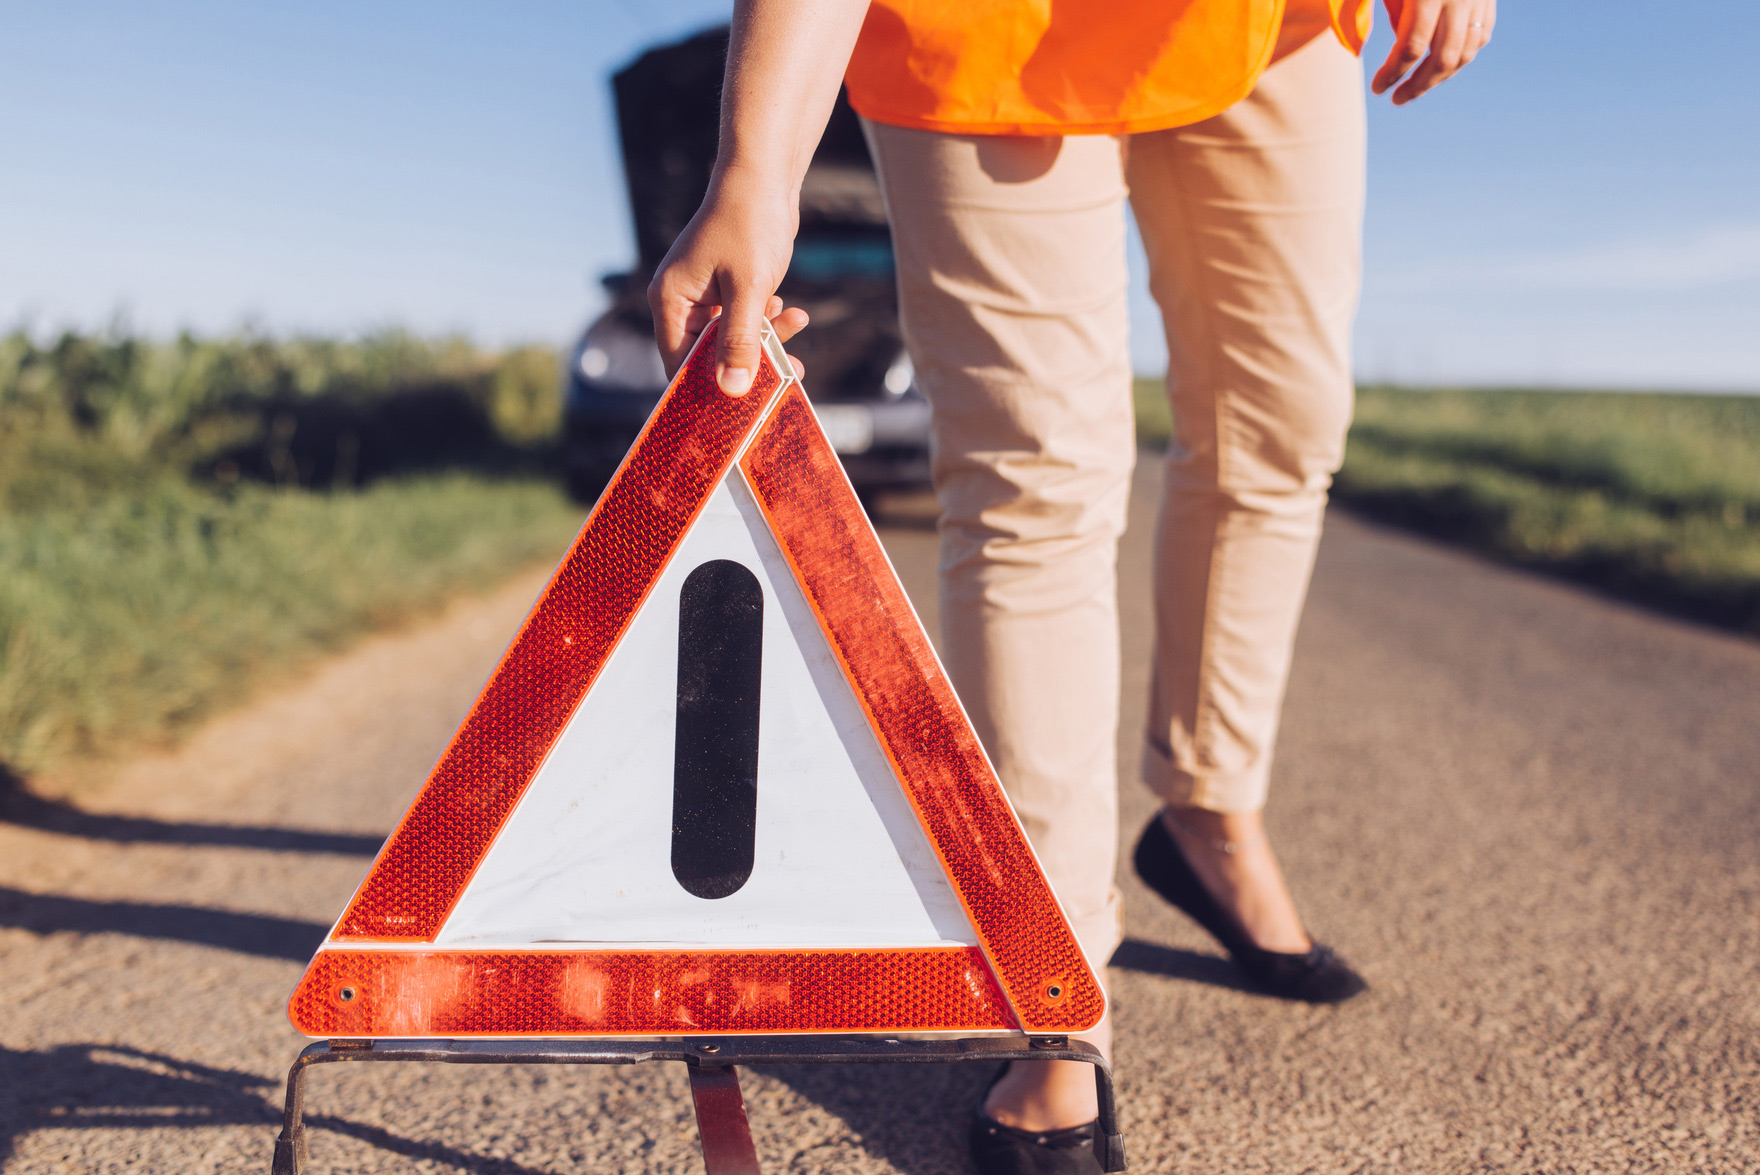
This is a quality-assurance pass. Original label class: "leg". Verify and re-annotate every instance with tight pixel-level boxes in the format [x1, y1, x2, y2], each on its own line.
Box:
[1126, 19, 1366, 949]
[864, 119, 1133, 1129]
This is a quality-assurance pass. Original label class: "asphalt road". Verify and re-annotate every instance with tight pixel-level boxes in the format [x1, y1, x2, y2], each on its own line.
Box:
[3, 456, 1757, 1173]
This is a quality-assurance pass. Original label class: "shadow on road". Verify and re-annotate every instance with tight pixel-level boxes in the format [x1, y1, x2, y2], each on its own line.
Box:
[0, 887, 328, 963]
[0, 767, 385, 856]
[0, 1043, 562, 1174]
[755, 941, 1262, 1167]
[756, 1060, 986, 1174]
[1108, 937, 1259, 994]
[0, 1042, 279, 1164]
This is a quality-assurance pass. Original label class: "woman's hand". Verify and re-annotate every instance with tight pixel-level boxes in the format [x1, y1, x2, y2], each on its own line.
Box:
[648, 166, 810, 391]
[1371, 0, 1495, 106]
[645, 0, 870, 393]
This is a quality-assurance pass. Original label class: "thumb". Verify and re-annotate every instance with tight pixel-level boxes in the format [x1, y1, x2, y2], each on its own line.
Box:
[715, 278, 768, 397]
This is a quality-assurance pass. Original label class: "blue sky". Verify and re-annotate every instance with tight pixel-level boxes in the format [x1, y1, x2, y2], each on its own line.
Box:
[2, 1, 1755, 390]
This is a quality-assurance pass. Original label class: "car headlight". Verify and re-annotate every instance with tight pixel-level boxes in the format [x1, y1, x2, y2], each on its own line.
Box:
[579, 346, 611, 379]
[572, 327, 666, 392]
[883, 352, 914, 397]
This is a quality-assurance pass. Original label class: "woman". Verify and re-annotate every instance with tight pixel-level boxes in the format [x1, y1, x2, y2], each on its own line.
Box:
[650, 0, 1493, 1169]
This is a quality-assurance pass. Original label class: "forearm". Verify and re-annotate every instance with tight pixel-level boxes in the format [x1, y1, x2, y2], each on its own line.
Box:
[715, 0, 871, 201]
[649, 0, 868, 385]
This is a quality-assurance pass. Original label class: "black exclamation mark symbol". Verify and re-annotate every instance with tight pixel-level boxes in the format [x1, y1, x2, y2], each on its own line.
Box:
[671, 559, 763, 899]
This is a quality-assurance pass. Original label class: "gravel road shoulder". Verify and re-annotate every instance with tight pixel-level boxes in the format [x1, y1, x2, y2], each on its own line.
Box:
[2, 462, 1757, 1173]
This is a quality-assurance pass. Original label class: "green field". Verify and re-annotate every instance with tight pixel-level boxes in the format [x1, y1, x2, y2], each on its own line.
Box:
[6, 341, 1755, 778]
[0, 329, 582, 776]
[1136, 378, 1760, 633]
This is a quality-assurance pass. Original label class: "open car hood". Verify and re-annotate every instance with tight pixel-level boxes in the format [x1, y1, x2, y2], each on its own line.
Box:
[609, 25, 902, 400]
[612, 25, 888, 278]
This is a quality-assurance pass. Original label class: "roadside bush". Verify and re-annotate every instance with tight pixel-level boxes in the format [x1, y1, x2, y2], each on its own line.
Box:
[1336, 387, 1760, 633]
[0, 327, 580, 777]
[1135, 380, 1760, 634]
[0, 326, 563, 492]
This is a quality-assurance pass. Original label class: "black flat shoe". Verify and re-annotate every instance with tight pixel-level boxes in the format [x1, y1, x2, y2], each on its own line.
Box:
[1132, 815, 1367, 1004]
[970, 1067, 1105, 1175]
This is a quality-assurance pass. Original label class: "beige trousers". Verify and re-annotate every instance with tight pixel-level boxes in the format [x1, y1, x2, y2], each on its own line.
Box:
[862, 15, 1365, 967]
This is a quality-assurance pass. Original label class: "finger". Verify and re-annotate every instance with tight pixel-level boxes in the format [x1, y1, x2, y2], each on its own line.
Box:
[788, 354, 805, 379]
[649, 271, 709, 377]
[1373, 0, 1435, 93]
[1458, 28, 1486, 68]
[763, 295, 810, 340]
[648, 283, 690, 376]
[1461, 1, 1494, 62]
[771, 305, 810, 345]
[1393, 3, 1468, 104]
[1373, 0, 1439, 94]
[716, 275, 768, 397]
[659, 304, 720, 379]
[682, 302, 718, 337]
[1391, 50, 1445, 105]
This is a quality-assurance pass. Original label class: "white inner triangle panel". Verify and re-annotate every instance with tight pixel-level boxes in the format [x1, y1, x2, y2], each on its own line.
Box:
[435, 468, 976, 948]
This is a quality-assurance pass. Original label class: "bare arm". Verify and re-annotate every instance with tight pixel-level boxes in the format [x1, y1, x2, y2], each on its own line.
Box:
[648, 0, 871, 392]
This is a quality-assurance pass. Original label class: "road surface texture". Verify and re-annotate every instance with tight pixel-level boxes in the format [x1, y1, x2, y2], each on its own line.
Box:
[3, 456, 1756, 1173]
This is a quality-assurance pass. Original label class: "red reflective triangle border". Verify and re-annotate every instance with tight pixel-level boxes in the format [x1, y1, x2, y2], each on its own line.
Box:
[328, 322, 780, 945]
[289, 328, 1103, 1038]
[738, 388, 1103, 1035]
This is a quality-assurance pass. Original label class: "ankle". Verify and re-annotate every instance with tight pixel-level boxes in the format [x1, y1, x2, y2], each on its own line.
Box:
[982, 1061, 1100, 1132]
[1160, 805, 1312, 954]
[1162, 805, 1265, 854]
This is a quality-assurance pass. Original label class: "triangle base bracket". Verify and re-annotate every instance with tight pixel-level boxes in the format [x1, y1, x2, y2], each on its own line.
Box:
[270, 1034, 1126, 1174]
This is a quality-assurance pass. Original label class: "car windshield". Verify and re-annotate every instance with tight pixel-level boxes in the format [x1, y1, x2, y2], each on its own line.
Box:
[788, 237, 895, 282]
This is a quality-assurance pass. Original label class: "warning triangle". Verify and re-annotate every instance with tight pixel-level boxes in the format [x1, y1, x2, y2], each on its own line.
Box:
[440, 472, 973, 950]
[288, 323, 1104, 1039]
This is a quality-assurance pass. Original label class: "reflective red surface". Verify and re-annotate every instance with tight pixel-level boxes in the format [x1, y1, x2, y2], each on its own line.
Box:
[294, 339, 1101, 1039]
[333, 324, 781, 942]
[291, 946, 1013, 1036]
[739, 389, 1104, 1034]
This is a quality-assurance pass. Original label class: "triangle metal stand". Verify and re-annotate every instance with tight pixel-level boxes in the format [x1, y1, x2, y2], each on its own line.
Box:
[271, 1034, 1124, 1174]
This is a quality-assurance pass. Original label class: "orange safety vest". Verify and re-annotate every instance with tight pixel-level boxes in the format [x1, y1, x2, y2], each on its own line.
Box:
[846, 0, 1373, 136]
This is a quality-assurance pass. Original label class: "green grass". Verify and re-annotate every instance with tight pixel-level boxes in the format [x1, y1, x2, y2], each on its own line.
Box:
[0, 328, 581, 777]
[1134, 377, 1175, 449]
[1134, 378, 1760, 634]
[0, 470, 581, 772]
[10, 343, 1755, 774]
